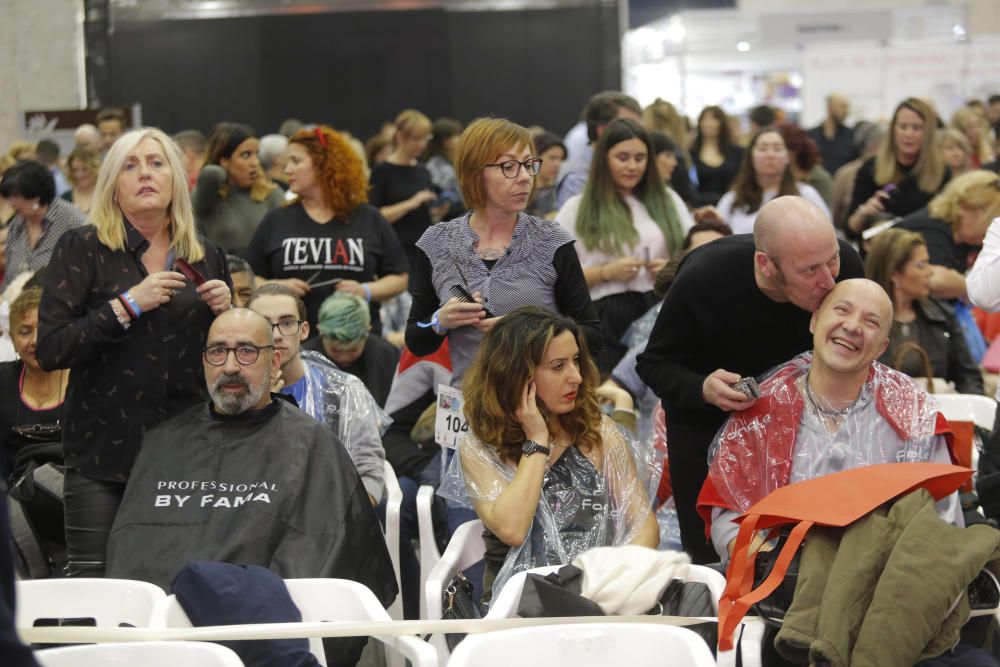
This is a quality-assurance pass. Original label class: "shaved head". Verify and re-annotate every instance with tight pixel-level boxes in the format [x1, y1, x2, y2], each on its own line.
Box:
[819, 279, 893, 325]
[754, 196, 835, 259]
[810, 279, 894, 378]
[208, 307, 274, 346]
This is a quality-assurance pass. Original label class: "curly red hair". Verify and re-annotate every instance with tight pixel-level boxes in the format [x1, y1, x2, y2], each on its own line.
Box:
[288, 126, 368, 220]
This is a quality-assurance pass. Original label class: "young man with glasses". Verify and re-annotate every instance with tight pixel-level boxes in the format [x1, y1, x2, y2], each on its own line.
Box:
[106, 307, 397, 622]
[248, 283, 388, 505]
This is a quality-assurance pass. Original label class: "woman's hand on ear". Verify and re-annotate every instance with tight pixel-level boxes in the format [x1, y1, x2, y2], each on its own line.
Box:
[515, 381, 548, 445]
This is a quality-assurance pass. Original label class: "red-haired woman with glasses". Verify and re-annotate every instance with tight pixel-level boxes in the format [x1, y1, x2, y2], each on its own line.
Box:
[406, 117, 602, 390]
[245, 126, 409, 334]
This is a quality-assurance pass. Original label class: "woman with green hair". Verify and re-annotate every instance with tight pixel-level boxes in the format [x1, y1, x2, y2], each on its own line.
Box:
[304, 292, 400, 407]
[556, 118, 689, 374]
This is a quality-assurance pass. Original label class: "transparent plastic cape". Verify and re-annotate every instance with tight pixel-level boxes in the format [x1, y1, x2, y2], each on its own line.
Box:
[438, 415, 657, 599]
[704, 352, 942, 517]
[297, 350, 391, 500]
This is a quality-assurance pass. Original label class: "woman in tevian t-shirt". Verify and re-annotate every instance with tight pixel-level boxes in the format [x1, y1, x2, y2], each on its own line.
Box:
[245, 127, 408, 333]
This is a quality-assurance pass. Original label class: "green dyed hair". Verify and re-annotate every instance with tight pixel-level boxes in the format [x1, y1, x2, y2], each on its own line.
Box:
[317, 292, 370, 342]
[575, 118, 683, 256]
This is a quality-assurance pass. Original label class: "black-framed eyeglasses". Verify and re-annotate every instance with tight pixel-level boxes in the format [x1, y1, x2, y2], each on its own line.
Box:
[483, 158, 543, 179]
[269, 318, 303, 336]
[203, 344, 275, 366]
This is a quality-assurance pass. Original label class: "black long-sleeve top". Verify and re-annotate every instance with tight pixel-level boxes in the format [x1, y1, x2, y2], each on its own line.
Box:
[846, 157, 950, 239]
[36, 224, 230, 481]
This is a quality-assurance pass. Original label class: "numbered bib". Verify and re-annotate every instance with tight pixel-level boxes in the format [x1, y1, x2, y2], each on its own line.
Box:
[434, 384, 469, 449]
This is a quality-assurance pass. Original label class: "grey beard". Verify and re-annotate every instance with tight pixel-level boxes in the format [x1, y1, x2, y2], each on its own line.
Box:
[210, 372, 269, 415]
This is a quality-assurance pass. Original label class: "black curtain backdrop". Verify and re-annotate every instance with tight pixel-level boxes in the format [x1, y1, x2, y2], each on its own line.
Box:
[107, 6, 621, 141]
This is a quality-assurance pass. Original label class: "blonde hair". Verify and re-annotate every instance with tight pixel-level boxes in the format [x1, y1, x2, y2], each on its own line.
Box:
[939, 127, 971, 164]
[65, 146, 102, 188]
[7, 141, 36, 161]
[950, 107, 994, 166]
[392, 109, 432, 144]
[875, 98, 946, 194]
[927, 169, 1000, 229]
[91, 127, 205, 262]
[642, 98, 690, 166]
[454, 117, 533, 211]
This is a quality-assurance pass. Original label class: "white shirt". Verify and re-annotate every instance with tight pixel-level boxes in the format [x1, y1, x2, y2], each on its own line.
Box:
[556, 192, 692, 301]
[968, 216, 1000, 312]
[716, 183, 831, 235]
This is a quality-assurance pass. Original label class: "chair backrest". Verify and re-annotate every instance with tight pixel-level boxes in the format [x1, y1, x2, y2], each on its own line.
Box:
[422, 518, 484, 664]
[936, 394, 997, 431]
[483, 565, 562, 619]
[34, 640, 244, 666]
[151, 578, 393, 667]
[382, 460, 404, 623]
[935, 393, 997, 491]
[422, 519, 484, 621]
[16, 578, 166, 629]
[447, 622, 716, 667]
[416, 485, 441, 618]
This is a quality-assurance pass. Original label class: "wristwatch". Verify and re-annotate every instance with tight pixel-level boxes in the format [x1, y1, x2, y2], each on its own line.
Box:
[521, 439, 551, 458]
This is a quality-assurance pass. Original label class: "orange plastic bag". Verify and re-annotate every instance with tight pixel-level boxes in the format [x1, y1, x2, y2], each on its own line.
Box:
[717, 462, 973, 650]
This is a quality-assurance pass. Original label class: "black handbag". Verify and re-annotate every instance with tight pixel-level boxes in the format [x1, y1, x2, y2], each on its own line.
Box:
[750, 529, 801, 626]
[441, 571, 482, 650]
[517, 565, 718, 654]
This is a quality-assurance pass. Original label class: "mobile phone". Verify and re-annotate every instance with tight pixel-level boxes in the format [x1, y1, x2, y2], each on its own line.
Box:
[450, 284, 494, 318]
[174, 258, 206, 286]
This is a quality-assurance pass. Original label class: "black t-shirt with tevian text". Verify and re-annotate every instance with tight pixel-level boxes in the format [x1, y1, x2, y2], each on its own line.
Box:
[245, 203, 409, 334]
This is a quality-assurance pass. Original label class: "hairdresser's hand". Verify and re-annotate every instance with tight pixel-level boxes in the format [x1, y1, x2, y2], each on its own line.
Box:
[693, 205, 723, 223]
[703, 368, 756, 412]
[198, 279, 232, 314]
[336, 280, 366, 299]
[515, 381, 549, 445]
[129, 271, 187, 313]
[438, 295, 486, 330]
[473, 315, 502, 334]
[272, 278, 311, 297]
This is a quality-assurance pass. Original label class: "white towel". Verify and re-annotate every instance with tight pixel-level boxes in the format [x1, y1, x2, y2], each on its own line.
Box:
[572, 545, 691, 616]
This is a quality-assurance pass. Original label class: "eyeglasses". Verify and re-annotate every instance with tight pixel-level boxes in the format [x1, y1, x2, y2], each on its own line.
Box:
[203, 344, 275, 366]
[269, 318, 303, 336]
[483, 158, 543, 179]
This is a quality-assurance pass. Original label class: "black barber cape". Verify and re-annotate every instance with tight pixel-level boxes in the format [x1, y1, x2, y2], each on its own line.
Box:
[107, 397, 397, 607]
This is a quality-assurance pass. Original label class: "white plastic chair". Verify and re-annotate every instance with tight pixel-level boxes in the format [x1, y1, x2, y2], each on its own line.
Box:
[150, 578, 435, 667]
[422, 519, 484, 663]
[935, 394, 997, 431]
[447, 622, 716, 667]
[936, 394, 998, 474]
[16, 578, 166, 630]
[382, 460, 404, 624]
[34, 640, 244, 666]
[416, 484, 441, 617]
[482, 565, 561, 619]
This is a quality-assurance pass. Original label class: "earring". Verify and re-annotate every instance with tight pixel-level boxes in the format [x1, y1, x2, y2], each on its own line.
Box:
[31, 203, 39, 210]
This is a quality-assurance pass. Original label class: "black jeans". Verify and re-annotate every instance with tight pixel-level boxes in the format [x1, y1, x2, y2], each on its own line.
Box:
[63, 469, 125, 577]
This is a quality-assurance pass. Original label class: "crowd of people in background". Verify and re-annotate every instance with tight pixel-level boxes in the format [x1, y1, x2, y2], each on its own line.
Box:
[3, 87, 1000, 666]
